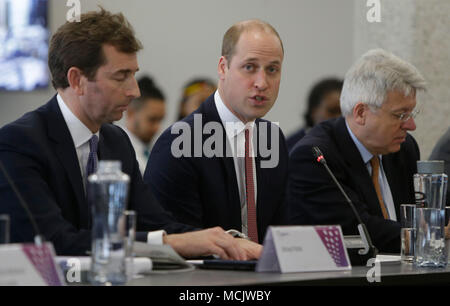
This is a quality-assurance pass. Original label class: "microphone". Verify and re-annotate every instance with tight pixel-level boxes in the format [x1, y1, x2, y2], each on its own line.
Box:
[0, 161, 43, 246]
[312, 146, 378, 265]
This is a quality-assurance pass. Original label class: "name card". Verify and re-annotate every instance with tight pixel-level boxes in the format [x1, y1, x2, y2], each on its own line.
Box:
[0, 243, 64, 285]
[256, 226, 351, 273]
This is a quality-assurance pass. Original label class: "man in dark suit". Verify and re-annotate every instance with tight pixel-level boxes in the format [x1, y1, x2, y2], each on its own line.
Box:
[0, 9, 257, 260]
[287, 49, 426, 253]
[145, 20, 288, 244]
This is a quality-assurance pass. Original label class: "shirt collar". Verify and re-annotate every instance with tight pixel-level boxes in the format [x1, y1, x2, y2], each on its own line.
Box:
[344, 118, 379, 164]
[214, 90, 255, 139]
[57, 94, 99, 148]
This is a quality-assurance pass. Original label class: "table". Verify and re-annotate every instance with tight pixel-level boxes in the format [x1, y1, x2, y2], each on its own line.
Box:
[126, 261, 450, 286]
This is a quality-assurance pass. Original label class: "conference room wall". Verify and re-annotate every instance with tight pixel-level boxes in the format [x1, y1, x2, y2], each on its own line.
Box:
[2, 1, 447, 158]
[0, 0, 354, 143]
[353, 0, 450, 159]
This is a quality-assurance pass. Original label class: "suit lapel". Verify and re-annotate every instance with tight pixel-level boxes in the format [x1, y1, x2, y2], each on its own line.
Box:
[333, 118, 384, 216]
[97, 129, 114, 161]
[201, 97, 242, 222]
[254, 120, 267, 226]
[46, 97, 88, 228]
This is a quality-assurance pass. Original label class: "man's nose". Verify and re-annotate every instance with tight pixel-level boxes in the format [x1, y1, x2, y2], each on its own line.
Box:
[127, 77, 140, 99]
[401, 116, 416, 131]
[254, 70, 268, 91]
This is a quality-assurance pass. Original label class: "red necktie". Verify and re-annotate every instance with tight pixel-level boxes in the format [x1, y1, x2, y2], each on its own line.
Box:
[245, 128, 258, 243]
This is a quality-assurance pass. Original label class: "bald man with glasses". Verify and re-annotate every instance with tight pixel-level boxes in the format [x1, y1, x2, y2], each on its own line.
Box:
[287, 49, 426, 253]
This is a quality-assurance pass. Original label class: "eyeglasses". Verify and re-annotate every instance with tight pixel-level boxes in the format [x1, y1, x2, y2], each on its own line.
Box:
[390, 108, 420, 123]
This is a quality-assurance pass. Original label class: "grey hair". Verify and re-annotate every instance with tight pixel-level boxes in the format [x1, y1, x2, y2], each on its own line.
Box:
[340, 48, 426, 116]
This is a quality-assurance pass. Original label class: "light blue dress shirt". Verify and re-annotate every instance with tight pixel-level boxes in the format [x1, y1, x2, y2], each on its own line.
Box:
[345, 120, 397, 221]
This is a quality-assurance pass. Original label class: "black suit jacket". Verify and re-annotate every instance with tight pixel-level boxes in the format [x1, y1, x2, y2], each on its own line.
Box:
[286, 127, 307, 153]
[144, 94, 289, 241]
[287, 117, 419, 252]
[0, 96, 193, 255]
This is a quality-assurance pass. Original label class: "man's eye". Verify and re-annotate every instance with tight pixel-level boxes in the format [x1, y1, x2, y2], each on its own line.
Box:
[114, 73, 129, 81]
[267, 66, 279, 74]
[244, 64, 254, 71]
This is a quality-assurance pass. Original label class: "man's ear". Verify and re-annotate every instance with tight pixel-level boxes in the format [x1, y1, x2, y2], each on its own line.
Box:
[352, 102, 367, 125]
[66, 67, 85, 95]
[218, 56, 228, 80]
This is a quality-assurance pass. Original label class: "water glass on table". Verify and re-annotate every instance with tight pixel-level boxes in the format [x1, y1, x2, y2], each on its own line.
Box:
[400, 204, 416, 263]
[414, 207, 447, 268]
[120, 210, 137, 280]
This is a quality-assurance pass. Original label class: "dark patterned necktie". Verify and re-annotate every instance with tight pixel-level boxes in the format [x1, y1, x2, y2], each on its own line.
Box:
[86, 135, 99, 178]
[245, 128, 258, 243]
[143, 147, 150, 160]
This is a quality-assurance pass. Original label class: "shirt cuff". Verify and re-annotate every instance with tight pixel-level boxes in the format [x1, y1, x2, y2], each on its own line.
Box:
[146, 230, 167, 245]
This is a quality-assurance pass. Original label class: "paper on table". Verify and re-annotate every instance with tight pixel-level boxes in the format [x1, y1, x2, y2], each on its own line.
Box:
[375, 255, 401, 265]
[55, 256, 153, 274]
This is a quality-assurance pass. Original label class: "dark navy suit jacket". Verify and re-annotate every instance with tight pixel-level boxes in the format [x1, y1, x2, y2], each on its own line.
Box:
[287, 117, 419, 253]
[144, 95, 289, 241]
[286, 127, 307, 153]
[0, 96, 194, 255]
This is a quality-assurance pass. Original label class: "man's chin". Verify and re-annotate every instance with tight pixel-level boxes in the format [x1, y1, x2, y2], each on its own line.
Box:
[248, 107, 271, 120]
[387, 144, 402, 154]
[108, 113, 124, 123]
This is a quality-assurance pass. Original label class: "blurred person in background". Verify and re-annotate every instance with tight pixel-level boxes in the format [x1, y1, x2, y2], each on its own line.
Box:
[177, 78, 216, 121]
[286, 78, 343, 152]
[125, 76, 166, 175]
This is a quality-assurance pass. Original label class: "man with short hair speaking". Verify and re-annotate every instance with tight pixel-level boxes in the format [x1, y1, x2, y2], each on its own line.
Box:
[145, 20, 288, 251]
[287, 49, 426, 253]
[0, 8, 256, 260]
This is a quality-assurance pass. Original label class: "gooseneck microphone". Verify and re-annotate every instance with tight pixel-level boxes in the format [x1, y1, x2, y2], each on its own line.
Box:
[0, 161, 43, 246]
[312, 146, 378, 263]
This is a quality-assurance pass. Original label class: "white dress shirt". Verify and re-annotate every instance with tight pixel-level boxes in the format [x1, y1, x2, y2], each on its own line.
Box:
[57, 95, 99, 190]
[345, 120, 397, 221]
[124, 127, 152, 176]
[57, 94, 165, 244]
[214, 91, 257, 236]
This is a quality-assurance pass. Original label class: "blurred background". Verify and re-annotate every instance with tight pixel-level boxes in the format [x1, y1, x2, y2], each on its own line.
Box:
[0, 0, 448, 158]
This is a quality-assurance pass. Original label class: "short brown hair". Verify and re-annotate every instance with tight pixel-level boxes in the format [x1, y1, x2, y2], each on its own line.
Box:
[48, 8, 142, 89]
[221, 19, 284, 65]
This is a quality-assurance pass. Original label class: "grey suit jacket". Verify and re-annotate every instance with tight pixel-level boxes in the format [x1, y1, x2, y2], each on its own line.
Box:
[430, 127, 450, 205]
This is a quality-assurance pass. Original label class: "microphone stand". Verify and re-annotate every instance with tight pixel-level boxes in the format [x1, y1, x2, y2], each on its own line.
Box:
[312, 147, 378, 265]
[0, 161, 43, 246]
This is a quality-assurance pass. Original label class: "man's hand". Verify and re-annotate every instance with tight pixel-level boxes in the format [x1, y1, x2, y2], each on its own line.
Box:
[164, 227, 255, 260]
[235, 238, 263, 260]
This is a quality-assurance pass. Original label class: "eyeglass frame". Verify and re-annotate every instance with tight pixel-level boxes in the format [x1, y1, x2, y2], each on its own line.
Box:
[367, 104, 421, 123]
[389, 108, 420, 122]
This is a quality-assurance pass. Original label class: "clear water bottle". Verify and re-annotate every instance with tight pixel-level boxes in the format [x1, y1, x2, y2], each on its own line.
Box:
[413, 160, 448, 268]
[88, 161, 130, 285]
[414, 160, 448, 209]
